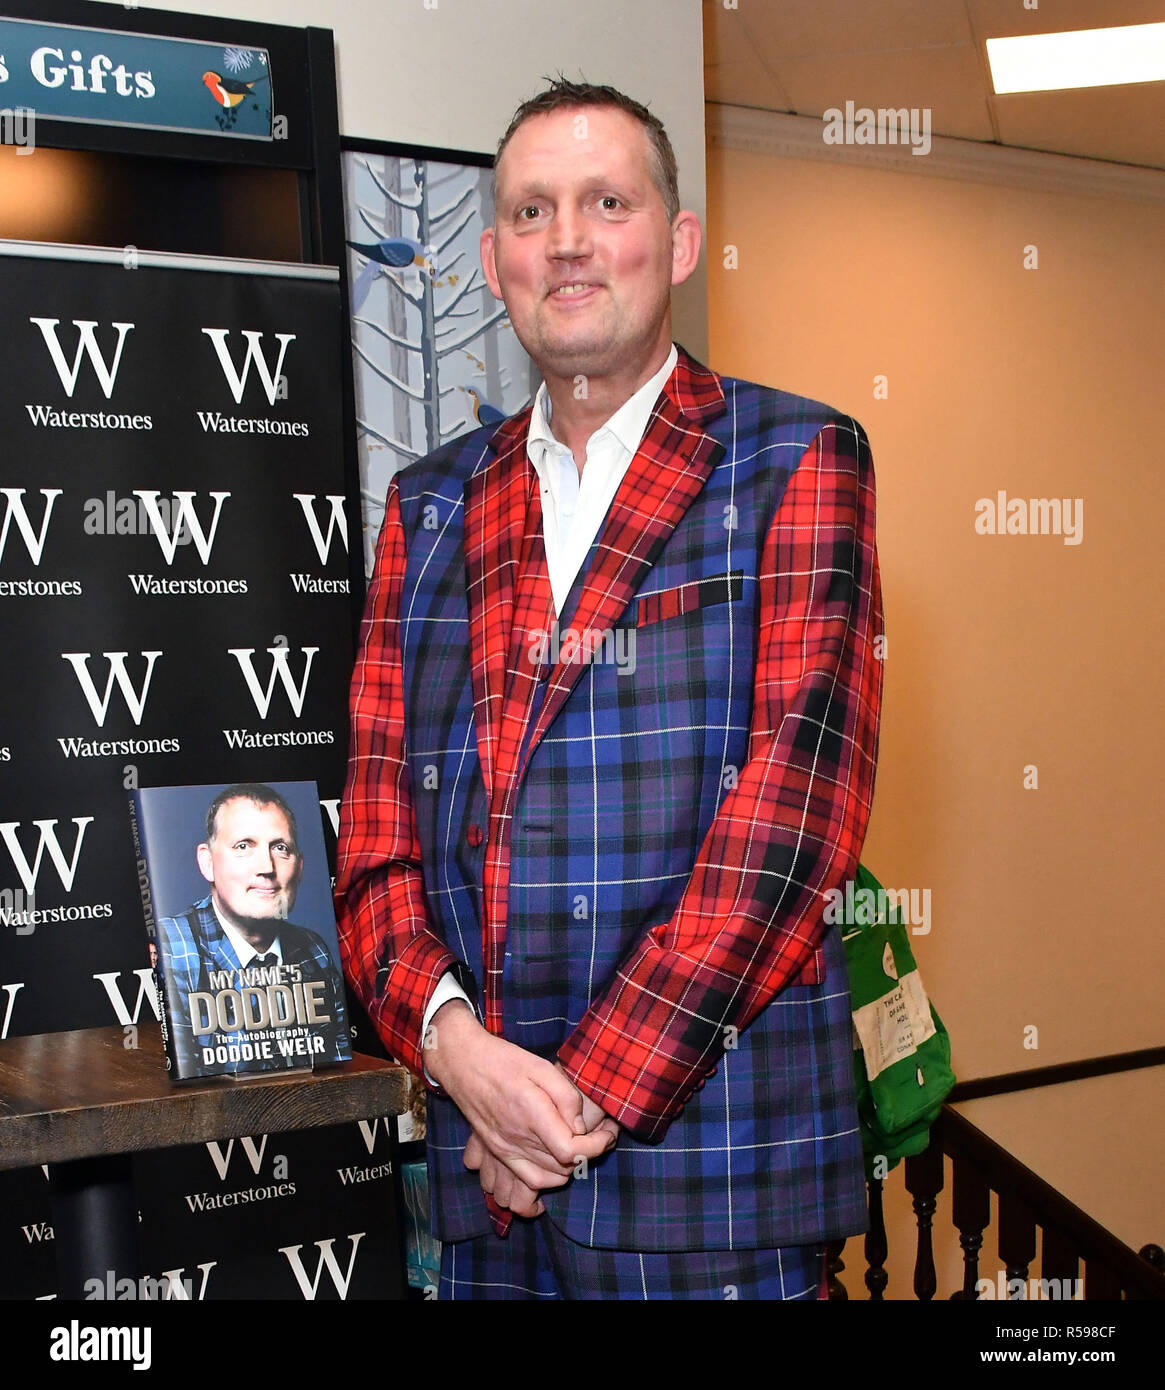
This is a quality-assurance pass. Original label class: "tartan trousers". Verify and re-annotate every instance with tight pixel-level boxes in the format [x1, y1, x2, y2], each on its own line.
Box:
[439, 1218, 826, 1301]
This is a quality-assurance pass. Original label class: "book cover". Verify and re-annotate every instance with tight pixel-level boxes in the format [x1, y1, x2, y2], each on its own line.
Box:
[130, 780, 351, 1082]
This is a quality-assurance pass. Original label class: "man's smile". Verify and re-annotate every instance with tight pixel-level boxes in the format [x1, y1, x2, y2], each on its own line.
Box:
[547, 281, 601, 301]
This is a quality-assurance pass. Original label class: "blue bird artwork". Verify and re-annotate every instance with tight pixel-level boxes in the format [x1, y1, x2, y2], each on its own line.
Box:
[462, 386, 506, 427]
[348, 238, 434, 310]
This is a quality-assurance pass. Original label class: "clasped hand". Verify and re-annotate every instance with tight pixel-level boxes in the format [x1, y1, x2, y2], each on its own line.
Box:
[425, 1002, 618, 1219]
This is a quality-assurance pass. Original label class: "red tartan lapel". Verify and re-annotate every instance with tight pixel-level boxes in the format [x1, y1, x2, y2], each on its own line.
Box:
[463, 406, 537, 802]
[517, 349, 727, 779]
[666, 344, 728, 426]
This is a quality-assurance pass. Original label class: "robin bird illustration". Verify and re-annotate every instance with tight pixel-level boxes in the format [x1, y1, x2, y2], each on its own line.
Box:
[462, 386, 506, 427]
[202, 70, 270, 108]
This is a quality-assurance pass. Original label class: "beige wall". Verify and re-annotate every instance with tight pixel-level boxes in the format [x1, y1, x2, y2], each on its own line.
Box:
[707, 129, 1165, 1084]
[92, 0, 708, 355]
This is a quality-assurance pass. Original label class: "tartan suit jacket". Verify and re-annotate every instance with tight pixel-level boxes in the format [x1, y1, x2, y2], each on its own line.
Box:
[336, 348, 883, 1250]
[157, 894, 348, 1077]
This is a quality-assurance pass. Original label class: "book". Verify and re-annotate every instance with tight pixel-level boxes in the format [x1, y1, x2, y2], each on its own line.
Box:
[129, 780, 351, 1082]
[400, 1159, 441, 1294]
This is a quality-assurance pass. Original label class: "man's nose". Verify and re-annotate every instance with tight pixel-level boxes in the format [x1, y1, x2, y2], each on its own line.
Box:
[255, 845, 275, 873]
[547, 203, 590, 260]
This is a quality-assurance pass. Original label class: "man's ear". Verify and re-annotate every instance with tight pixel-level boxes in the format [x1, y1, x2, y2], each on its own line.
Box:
[669, 210, 702, 288]
[480, 226, 503, 301]
[196, 842, 214, 885]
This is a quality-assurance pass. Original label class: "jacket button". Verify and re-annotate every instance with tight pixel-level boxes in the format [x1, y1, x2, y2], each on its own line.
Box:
[467, 823, 484, 847]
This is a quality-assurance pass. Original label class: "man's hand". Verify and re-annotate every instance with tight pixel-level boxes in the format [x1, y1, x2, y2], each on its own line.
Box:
[425, 1000, 615, 1193]
[465, 1065, 620, 1215]
[463, 1131, 545, 1217]
[554, 1061, 619, 1143]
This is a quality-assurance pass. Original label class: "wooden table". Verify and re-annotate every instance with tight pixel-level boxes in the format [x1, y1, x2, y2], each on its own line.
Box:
[0, 1024, 408, 1297]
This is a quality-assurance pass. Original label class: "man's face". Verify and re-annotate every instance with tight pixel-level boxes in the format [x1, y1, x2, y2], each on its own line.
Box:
[196, 798, 302, 934]
[481, 105, 697, 388]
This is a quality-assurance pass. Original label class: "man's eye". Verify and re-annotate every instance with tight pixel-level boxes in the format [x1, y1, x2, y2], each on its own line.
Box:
[517, 205, 541, 221]
[599, 196, 621, 211]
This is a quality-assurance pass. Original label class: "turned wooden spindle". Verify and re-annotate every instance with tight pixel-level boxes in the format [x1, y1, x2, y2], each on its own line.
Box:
[999, 1191, 1037, 1297]
[824, 1239, 848, 1300]
[1084, 1258, 1123, 1300]
[905, 1141, 944, 1301]
[950, 1154, 990, 1299]
[864, 1176, 889, 1300]
[1040, 1223, 1079, 1294]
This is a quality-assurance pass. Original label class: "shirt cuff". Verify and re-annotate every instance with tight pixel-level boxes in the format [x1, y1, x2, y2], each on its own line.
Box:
[420, 973, 475, 1085]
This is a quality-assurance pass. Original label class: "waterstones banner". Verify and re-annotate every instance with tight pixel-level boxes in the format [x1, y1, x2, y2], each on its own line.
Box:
[0, 244, 402, 1299]
[0, 244, 354, 1032]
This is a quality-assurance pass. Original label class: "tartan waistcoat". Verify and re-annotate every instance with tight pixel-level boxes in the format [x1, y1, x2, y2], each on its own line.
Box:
[394, 353, 875, 1250]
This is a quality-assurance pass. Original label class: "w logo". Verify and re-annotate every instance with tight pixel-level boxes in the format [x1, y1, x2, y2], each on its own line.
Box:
[278, 1234, 365, 1300]
[0, 982, 24, 1041]
[201, 328, 295, 406]
[205, 1134, 269, 1181]
[135, 491, 230, 565]
[0, 488, 61, 565]
[356, 1117, 391, 1155]
[229, 646, 318, 718]
[293, 494, 348, 564]
[29, 318, 134, 399]
[93, 969, 160, 1026]
[0, 817, 92, 893]
[154, 1263, 217, 1301]
[62, 651, 161, 727]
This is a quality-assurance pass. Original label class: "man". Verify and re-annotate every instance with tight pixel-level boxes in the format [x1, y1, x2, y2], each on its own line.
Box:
[158, 783, 347, 1077]
[336, 80, 882, 1299]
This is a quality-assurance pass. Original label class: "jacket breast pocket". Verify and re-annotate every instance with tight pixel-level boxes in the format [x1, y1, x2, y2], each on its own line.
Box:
[636, 570, 744, 628]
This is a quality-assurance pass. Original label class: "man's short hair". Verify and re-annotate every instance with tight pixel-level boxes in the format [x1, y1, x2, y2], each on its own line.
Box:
[205, 783, 299, 849]
[494, 77, 680, 223]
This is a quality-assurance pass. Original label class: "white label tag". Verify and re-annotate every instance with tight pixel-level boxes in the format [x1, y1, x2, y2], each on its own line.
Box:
[852, 969, 936, 1083]
[882, 940, 898, 980]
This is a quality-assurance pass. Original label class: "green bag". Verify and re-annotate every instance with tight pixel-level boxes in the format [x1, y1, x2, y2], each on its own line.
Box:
[841, 863, 955, 1177]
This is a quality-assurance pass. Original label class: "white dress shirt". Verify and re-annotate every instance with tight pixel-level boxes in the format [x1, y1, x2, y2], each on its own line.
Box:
[420, 344, 680, 1056]
[215, 902, 283, 967]
[526, 344, 678, 616]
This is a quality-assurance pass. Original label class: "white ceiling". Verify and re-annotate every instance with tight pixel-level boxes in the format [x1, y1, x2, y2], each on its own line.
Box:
[704, 0, 1165, 170]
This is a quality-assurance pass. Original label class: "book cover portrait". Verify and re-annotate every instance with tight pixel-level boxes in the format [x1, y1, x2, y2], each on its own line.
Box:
[130, 779, 350, 1081]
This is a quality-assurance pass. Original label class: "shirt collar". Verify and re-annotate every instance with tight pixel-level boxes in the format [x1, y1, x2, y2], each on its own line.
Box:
[527, 343, 678, 463]
[211, 898, 283, 968]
